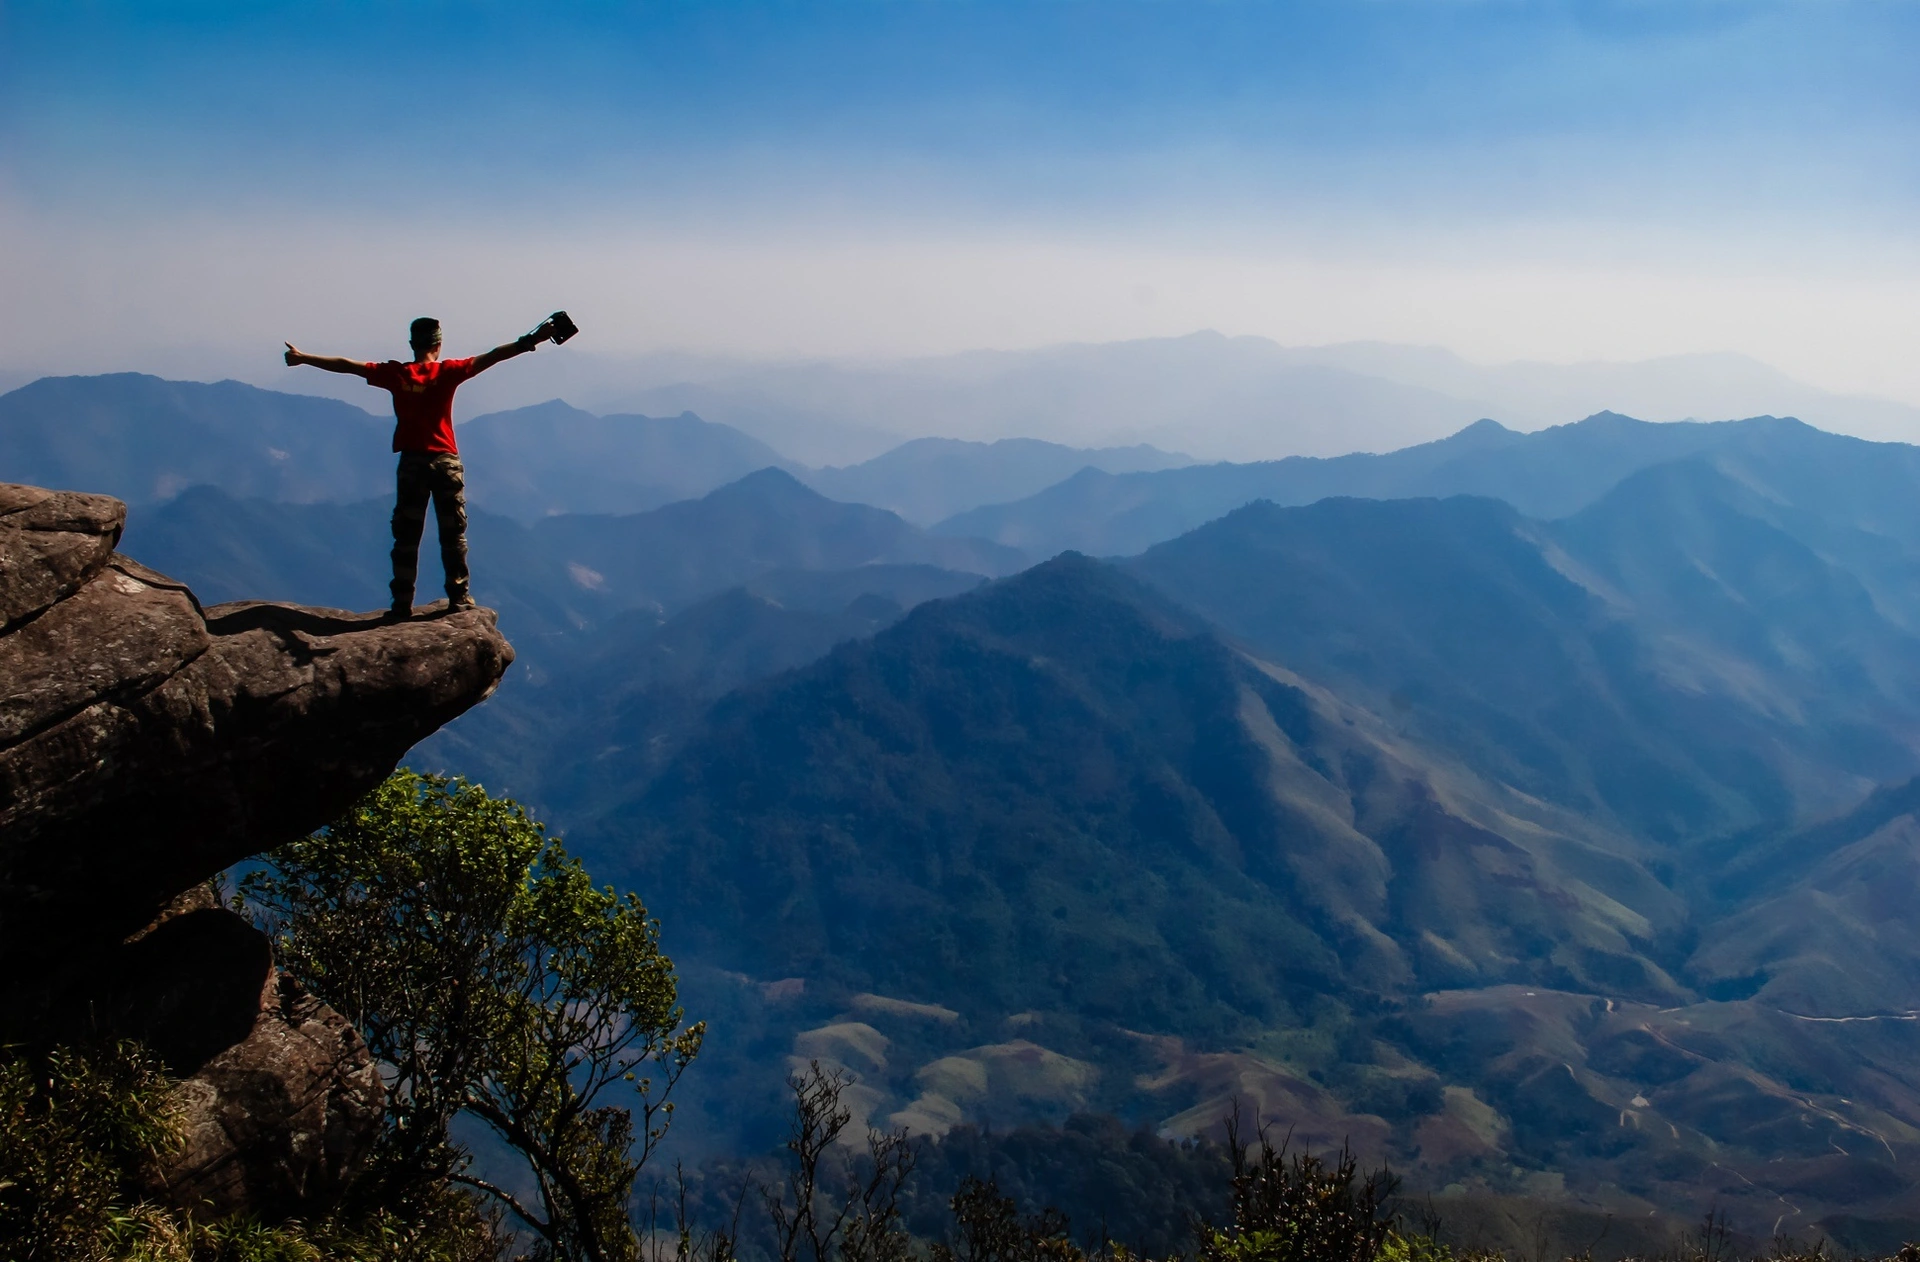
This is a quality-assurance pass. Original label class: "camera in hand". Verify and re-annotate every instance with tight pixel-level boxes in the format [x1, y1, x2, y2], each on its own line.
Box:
[547, 311, 580, 345]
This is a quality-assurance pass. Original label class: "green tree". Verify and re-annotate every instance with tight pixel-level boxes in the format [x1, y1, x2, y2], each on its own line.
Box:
[244, 771, 703, 1262]
[931, 1177, 1082, 1262]
[1195, 1118, 1397, 1262]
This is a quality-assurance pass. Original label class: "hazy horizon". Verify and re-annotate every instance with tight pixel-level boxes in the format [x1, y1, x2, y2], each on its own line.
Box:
[10, 328, 1919, 467]
[5, 2, 1919, 421]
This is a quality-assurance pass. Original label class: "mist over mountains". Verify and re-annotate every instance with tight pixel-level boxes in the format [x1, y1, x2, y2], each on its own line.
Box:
[807, 437, 1193, 526]
[15, 367, 1920, 1240]
[128, 331, 1920, 467]
[611, 335, 1920, 463]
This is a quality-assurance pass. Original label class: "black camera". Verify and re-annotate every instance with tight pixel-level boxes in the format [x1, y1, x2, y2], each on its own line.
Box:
[547, 310, 580, 345]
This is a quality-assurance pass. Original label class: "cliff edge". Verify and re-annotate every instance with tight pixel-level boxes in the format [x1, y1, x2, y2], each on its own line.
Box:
[0, 482, 515, 1218]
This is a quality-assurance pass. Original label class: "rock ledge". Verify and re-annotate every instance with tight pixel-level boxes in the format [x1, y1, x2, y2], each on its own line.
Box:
[0, 482, 515, 1219]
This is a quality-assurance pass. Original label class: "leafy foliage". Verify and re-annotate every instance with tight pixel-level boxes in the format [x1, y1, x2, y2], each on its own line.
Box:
[0, 1041, 396, 1262]
[98, 1207, 326, 1262]
[0, 1039, 183, 1259]
[1194, 1120, 1397, 1262]
[243, 770, 704, 1262]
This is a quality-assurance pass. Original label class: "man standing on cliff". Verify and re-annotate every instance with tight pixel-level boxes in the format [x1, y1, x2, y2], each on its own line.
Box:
[283, 316, 560, 618]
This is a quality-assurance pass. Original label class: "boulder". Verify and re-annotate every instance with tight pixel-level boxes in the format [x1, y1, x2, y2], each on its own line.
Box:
[156, 964, 382, 1219]
[107, 885, 383, 1218]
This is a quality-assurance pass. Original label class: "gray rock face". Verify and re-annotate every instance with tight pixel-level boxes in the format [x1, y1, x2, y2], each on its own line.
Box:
[0, 485, 515, 961]
[0, 482, 514, 1220]
[0, 484, 127, 630]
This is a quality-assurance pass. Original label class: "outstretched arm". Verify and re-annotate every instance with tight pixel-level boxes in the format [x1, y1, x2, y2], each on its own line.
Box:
[467, 320, 556, 376]
[284, 343, 372, 377]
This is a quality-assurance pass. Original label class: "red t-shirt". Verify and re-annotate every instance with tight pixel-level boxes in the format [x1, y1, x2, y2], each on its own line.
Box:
[365, 357, 479, 454]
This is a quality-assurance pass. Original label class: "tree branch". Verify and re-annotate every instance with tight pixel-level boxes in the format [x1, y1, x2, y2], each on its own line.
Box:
[449, 1171, 556, 1243]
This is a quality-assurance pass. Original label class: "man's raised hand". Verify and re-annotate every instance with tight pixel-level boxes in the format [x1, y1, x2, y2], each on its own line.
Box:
[284, 345, 372, 377]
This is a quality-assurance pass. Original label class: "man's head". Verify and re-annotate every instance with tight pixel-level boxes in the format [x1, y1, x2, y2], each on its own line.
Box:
[409, 317, 443, 361]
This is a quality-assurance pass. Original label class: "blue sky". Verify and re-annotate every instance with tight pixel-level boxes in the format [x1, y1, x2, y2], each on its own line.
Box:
[4, 2, 1918, 399]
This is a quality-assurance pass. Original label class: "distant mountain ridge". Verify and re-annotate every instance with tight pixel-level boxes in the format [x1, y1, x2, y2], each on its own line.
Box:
[1128, 485, 1920, 842]
[525, 468, 1025, 614]
[457, 398, 796, 519]
[3, 373, 1191, 526]
[615, 332, 1489, 463]
[0, 373, 392, 505]
[579, 331, 1920, 464]
[803, 436, 1192, 525]
[936, 411, 1911, 557]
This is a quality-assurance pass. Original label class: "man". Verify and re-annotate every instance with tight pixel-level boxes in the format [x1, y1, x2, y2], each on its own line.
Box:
[283, 315, 558, 617]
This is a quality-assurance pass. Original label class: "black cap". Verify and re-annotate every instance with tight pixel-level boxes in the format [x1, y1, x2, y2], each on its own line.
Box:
[409, 317, 442, 350]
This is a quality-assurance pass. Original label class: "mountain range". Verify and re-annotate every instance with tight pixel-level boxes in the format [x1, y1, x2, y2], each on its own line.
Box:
[21, 367, 1920, 1243]
[133, 332, 1920, 468]
[386, 453, 1920, 1238]
[523, 332, 1920, 463]
[0, 372, 393, 505]
[2, 373, 1190, 526]
[804, 437, 1193, 526]
[455, 399, 794, 518]
[937, 411, 1920, 560]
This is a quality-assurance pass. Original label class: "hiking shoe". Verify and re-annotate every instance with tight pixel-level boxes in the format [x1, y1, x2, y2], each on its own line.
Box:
[385, 602, 412, 622]
[446, 595, 477, 613]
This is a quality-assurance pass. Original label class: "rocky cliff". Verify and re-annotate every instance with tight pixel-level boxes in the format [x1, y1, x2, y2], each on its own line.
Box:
[0, 482, 514, 1218]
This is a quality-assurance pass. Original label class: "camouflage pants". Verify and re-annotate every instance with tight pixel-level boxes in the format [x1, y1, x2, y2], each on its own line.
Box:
[390, 452, 469, 606]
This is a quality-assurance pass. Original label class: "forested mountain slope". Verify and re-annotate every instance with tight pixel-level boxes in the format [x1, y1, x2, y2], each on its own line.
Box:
[1127, 486, 1920, 841]
[603, 555, 1685, 1030]
[555, 540, 1920, 1235]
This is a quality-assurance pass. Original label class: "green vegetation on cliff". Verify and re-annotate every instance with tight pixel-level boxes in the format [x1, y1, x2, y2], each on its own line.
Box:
[244, 771, 704, 1262]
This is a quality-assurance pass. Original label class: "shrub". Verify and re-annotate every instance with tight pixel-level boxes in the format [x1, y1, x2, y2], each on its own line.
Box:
[0, 1039, 183, 1260]
[1194, 1121, 1397, 1262]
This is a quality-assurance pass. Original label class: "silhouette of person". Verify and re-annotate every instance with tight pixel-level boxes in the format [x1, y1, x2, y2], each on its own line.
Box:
[284, 316, 559, 617]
